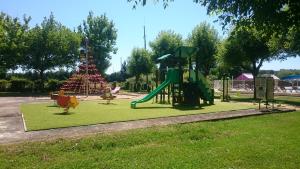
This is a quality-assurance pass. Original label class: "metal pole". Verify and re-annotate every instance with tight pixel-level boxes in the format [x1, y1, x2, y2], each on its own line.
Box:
[85, 37, 89, 97]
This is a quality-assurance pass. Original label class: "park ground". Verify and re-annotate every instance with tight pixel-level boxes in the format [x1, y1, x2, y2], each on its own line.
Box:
[0, 93, 299, 168]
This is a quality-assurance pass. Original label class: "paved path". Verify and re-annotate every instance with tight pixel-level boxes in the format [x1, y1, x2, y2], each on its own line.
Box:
[0, 97, 296, 145]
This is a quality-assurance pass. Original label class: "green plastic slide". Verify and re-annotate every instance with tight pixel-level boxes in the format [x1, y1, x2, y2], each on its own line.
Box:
[131, 68, 179, 108]
[197, 71, 214, 104]
[131, 79, 171, 108]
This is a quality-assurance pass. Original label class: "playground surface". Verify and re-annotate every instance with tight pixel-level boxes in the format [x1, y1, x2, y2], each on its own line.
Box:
[22, 100, 255, 131]
[0, 95, 297, 144]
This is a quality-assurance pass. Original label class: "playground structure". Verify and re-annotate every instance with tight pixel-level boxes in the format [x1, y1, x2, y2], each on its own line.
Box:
[60, 40, 107, 95]
[131, 46, 214, 108]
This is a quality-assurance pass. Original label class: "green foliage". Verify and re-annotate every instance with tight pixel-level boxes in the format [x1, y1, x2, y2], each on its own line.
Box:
[0, 79, 8, 91]
[78, 11, 118, 74]
[127, 48, 153, 85]
[25, 13, 81, 83]
[9, 77, 33, 92]
[194, 0, 300, 32]
[150, 30, 183, 68]
[0, 12, 30, 73]
[221, 26, 272, 77]
[46, 79, 63, 91]
[275, 69, 300, 78]
[187, 22, 219, 76]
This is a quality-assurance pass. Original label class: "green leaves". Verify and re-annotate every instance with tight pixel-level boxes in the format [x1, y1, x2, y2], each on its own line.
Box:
[25, 13, 81, 81]
[187, 22, 219, 76]
[0, 12, 30, 72]
[127, 48, 152, 81]
[78, 11, 118, 74]
[149, 30, 183, 68]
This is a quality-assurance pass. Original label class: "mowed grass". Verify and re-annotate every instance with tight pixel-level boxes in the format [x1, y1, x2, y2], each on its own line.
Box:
[1, 111, 300, 169]
[21, 99, 255, 131]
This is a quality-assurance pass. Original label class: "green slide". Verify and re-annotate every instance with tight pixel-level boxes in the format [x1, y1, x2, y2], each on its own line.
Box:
[131, 68, 179, 108]
[197, 71, 214, 104]
[131, 80, 171, 108]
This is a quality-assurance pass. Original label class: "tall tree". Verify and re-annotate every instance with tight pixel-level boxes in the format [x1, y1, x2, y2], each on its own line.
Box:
[150, 30, 183, 68]
[129, 0, 300, 54]
[221, 26, 274, 99]
[78, 12, 118, 74]
[187, 22, 219, 77]
[127, 48, 152, 88]
[0, 12, 30, 77]
[25, 13, 81, 86]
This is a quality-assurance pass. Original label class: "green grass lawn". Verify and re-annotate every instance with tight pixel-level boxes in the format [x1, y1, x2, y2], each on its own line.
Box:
[21, 99, 255, 131]
[1, 111, 300, 169]
[229, 93, 300, 106]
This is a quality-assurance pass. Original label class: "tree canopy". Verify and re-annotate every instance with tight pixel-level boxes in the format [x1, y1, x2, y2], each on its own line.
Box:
[78, 12, 118, 74]
[127, 48, 152, 84]
[187, 22, 219, 77]
[0, 12, 30, 75]
[150, 30, 183, 68]
[25, 13, 81, 83]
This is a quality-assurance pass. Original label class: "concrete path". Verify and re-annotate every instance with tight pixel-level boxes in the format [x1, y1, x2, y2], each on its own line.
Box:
[0, 97, 296, 145]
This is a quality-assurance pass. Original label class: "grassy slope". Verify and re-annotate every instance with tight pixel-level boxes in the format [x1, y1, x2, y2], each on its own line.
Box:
[21, 100, 254, 131]
[1, 112, 300, 169]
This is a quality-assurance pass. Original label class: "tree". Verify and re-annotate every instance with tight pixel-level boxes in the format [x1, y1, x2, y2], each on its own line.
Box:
[129, 0, 300, 54]
[150, 30, 183, 68]
[127, 48, 152, 90]
[187, 22, 219, 77]
[221, 26, 274, 99]
[0, 12, 30, 77]
[78, 12, 118, 74]
[25, 13, 81, 87]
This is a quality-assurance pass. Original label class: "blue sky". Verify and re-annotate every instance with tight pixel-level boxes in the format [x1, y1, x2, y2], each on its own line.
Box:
[1, 0, 299, 74]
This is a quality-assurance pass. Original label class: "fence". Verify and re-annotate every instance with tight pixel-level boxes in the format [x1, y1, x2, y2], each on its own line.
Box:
[214, 79, 300, 94]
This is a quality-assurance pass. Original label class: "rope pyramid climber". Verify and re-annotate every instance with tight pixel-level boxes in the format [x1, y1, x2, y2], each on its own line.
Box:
[60, 45, 107, 95]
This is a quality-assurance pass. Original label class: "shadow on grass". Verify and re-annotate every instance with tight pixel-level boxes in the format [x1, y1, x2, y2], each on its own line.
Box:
[98, 102, 117, 105]
[231, 95, 300, 107]
[135, 106, 171, 109]
[47, 105, 59, 107]
[231, 97, 255, 103]
[54, 112, 75, 115]
[173, 104, 213, 111]
[276, 99, 300, 107]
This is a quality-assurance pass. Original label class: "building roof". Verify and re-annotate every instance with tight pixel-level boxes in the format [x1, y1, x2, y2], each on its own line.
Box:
[260, 74, 280, 80]
[235, 73, 253, 80]
[281, 75, 300, 81]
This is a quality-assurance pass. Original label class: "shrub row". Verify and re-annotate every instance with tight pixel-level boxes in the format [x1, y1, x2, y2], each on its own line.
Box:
[0, 78, 64, 92]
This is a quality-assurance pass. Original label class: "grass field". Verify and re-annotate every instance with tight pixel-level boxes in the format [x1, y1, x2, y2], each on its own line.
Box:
[21, 100, 255, 131]
[228, 93, 300, 106]
[1, 111, 300, 169]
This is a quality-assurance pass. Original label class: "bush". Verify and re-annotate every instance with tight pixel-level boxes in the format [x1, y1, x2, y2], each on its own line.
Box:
[46, 79, 63, 91]
[0, 80, 9, 92]
[10, 78, 33, 92]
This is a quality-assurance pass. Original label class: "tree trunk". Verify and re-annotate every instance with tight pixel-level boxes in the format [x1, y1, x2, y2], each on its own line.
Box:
[135, 74, 139, 92]
[252, 70, 259, 100]
[39, 70, 45, 91]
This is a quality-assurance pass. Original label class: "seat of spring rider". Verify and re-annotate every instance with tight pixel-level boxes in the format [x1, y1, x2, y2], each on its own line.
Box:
[57, 96, 71, 108]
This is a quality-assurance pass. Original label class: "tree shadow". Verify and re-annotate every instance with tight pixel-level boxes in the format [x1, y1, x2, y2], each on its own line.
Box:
[174, 105, 204, 111]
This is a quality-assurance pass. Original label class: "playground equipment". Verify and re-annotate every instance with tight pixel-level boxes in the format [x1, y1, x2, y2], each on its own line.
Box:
[60, 40, 107, 95]
[55, 90, 79, 113]
[101, 87, 117, 104]
[222, 75, 230, 102]
[131, 46, 214, 108]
